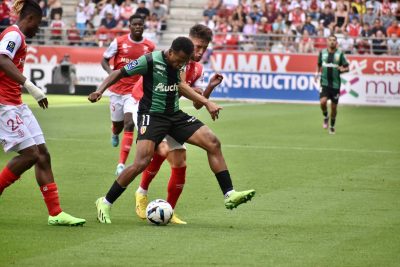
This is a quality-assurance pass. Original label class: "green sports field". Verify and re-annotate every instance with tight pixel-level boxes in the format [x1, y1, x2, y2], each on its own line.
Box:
[1, 95, 399, 267]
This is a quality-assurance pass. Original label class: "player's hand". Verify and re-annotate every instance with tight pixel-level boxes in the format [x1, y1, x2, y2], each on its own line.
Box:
[38, 98, 48, 109]
[337, 66, 346, 73]
[314, 74, 320, 83]
[88, 91, 102, 103]
[209, 73, 223, 88]
[205, 101, 222, 121]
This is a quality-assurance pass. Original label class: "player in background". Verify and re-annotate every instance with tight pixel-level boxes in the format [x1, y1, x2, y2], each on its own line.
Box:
[0, 0, 85, 226]
[315, 35, 349, 134]
[90, 37, 255, 224]
[90, 14, 155, 175]
[134, 24, 223, 224]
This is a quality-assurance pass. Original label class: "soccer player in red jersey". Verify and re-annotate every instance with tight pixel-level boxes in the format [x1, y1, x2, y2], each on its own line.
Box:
[0, 0, 85, 226]
[89, 14, 155, 176]
[134, 24, 225, 224]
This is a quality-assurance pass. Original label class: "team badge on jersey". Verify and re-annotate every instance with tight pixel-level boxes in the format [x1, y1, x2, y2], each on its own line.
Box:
[6, 41, 16, 53]
[126, 59, 139, 71]
[140, 126, 147, 135]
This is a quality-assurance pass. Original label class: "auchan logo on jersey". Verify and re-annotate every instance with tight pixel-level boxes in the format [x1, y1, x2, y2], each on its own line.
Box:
[155, 83, 179, 92]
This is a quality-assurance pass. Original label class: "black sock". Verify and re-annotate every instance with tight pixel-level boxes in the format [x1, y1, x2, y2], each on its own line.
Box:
[215, 170, 233, 195]
[105, 180, 126, 204]
[323, 111, 328, 118]
[331, 118, 336, 127]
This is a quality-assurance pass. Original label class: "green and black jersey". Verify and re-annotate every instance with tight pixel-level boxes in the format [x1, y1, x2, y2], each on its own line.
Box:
[122, 50, 182, 114]
[318, 48, 349, 90]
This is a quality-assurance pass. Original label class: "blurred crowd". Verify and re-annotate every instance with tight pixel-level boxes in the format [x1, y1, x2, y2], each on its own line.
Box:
[201, 0, 400, 55]
[0, 0, 170, 46]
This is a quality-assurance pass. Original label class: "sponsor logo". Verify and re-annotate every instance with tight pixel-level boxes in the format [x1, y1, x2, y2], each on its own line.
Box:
[322, 62, 339, 68]
[6, 41, 15, 53]
[17, 129, 24, 138]
[126, 59, 139, 71]
[140, 126, 147, 135]
[187, 116, 197, 123]
[154, 83, 179, 92]
[155, 64, 166, 71]
[122, 43, 131, 49]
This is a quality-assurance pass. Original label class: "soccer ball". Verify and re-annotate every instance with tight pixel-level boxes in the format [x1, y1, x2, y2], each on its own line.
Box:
[146, 199, 173, 226]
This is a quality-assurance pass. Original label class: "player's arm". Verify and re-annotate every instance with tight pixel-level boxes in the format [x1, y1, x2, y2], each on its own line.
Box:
[101, 57, 113, 74]
[0, 55, 47, 109]
[193, 73, 223, 110]
[178, 81, 222, 121]
[338, 52, 349, 73]
[101, 38, 117, 74]
[88, 56, 148, 103]
[315, 51, 322, 82]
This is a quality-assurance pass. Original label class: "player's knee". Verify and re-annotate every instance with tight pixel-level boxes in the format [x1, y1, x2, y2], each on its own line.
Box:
[136, 155, 153, 172]
[22, 146, 40, 166]
[123, 120, 135, 131]
[207, 134, 221, 153]
[37, 147, 51, 164]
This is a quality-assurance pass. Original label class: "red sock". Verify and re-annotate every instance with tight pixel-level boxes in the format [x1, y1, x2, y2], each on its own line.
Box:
[167, 166, 186, 209]
[140, 153, 166, 190]
[119, 131, 133, 164]
[0, 166, 20, 194]
[40, 182, 62, 216]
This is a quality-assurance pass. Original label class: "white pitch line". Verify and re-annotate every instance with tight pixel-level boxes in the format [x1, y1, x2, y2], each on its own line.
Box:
[223, 144, 400, 154]
[45, 137, 399, 154]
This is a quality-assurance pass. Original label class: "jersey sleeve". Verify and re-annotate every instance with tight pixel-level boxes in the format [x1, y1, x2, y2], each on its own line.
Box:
[317, 51, 322, 68]
[193, 66, 206, 89]
[0, 31, 22, 60]
[103, 38, 118, 59]
[123, 55, 148, 76]
[340, 52, 349, 67]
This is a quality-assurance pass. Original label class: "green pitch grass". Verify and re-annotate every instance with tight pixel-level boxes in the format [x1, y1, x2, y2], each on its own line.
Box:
[1, 95, 399, 267]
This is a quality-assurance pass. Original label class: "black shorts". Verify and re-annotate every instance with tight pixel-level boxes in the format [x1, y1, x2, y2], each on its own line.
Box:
[320, 87, 340, 104]
[137, 110, 204, 145]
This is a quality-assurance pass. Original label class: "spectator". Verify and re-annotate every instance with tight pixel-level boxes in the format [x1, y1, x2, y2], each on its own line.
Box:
[307, 0, 322, 21]
[96, 26, 111, 47]
[366, 0, 382, 15]
[135, 0, 150, 20]
[347, 17, 362, 38]
[83, 21, 98, 46]
[262, 2, 277, 24]
[225, 24, 243, 50]
[120, 0, 137, 26]
[334, 2, 348, 32]
[231, 4, 246, 27]
[387, 33, 400, 55]
[372, 30, 387, 55]
[299, 29, 314, 53]
[48, 0, 63, 20]
[101, 0, 120, 20]
[395, 2, 400, 21]
[288, 0, 308, 11]
[242, 16, 257, 36]
[200, 15, 216, 30]
[76, 3, 87, 37]
[0, 0, 11, 31]
[371, 18, 387, 36]
[203, 0, 218, 19]
[92, 6, 103, 28]
[321, 0, 336, 10]
[248, 4, 263, 23]
[357, 22, 373, 54]
[272, 14, 286, 34]
[67, 22, 81, 46]
[386, 20, 400, 37]
[319, 5, 335, 28]
[101, 11, 118, 29]
[380, 9, 396, 30]
[314, 28, 328, 50]
[351, 0, 366, 20]
[83, 0, 96, 21]
[338, 30, 354, 54]
[302, 15, 317, 35]
[146, 13, 161, 33]
[288, 3, 306, 28]
[50, 13, 65, 43]
[151, 0, 167, 30]
[363, 5, 377, 27]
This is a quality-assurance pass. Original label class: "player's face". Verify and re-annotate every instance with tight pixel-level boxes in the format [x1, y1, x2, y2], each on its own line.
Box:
[26, 14, 42, 38]
[190, 37, 209, 62]
[327, 37, 337, 49]
[167, 49, 191, 70]
[130, 18, 144, 38]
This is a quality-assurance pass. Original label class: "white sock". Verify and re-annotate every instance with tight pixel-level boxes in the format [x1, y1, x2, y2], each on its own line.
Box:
[103, 197, 112, 206]
[136, 186, 148, 195]
[224, 190, 235, 199]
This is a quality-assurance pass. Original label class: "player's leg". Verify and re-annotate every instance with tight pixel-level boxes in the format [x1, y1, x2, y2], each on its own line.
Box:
[135, 141, 168, 219]
[116, 96, 137, 175]
[110, 94, 124, 147]
[96, 139, 156, 223]
[329, 91, 339, 134]
[320, 87, 329, 129]
[22, 105, 85, 226]
[166, 145, 187, 224]
[185, 126, 255, 209]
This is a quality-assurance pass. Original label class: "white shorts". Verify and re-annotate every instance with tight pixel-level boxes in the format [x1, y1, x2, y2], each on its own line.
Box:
[0, 104, 45, 153]
[164, 135, 186, 151]
[109, 93, 137, 122]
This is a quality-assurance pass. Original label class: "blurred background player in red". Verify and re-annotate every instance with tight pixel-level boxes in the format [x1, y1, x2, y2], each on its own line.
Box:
[89, 14, 155, 176]
[0, 0, 85, 226]
[134, 24, 224, 224]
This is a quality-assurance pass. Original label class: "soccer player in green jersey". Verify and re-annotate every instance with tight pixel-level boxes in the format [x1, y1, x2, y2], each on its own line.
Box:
[89, 37, 255, 224]
[315, 35, 349, 134]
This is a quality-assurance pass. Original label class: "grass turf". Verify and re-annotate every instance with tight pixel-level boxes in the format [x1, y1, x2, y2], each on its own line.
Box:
[0, 95, 399, 266]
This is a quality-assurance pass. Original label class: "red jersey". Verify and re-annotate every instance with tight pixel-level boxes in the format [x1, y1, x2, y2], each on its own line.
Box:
[0, 25, 27, 106]
[103, 34, 155, 95]
[131, 60, 204, 101]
